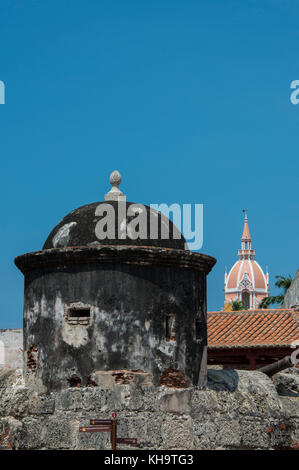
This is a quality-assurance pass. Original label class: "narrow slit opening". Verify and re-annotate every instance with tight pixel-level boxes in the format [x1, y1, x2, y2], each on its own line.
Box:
[165, 314, 175, 341]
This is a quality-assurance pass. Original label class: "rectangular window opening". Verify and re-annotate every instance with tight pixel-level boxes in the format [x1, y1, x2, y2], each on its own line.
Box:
[68, 308, 90, 318]
[66, 306, 91, 325]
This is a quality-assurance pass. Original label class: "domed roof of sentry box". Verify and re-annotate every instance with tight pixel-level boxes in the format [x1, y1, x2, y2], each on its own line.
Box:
[43, 171, 187, 251]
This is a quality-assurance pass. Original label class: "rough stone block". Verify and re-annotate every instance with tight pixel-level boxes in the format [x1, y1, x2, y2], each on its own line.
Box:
[193, 416, 240, 449]
[56, 388, 82, 411]
[15, 417, 45, 449]
[280, 396, 299, 418]
[126, 385, 158, 412]
[161, 416, 194, 449]
[41, 416, 75, 449]
[193, 420, 219, 449]
[269, 419, 296, 449]
[28, 393, 55, 415]
[81, 387, 106, 412]
[191, 389, 220, 420]
[159, 389, 191, 414]
[0, 369, 28, 418]
[214, 418, 241, 448]
[239, 416, 271, 449]
[237, 370, 277, 397]
[77, 416, 111, 450]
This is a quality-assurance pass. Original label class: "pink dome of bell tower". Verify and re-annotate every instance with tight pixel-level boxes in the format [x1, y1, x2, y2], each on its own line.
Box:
[224, 211, 269, 310]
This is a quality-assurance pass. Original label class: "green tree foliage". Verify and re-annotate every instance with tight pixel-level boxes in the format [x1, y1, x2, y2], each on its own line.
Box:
[231, 300, 247, 311]
[259, 275, 292, 309]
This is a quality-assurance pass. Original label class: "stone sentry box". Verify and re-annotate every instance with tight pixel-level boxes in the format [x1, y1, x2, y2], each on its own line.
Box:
[15, 171, 216, 393]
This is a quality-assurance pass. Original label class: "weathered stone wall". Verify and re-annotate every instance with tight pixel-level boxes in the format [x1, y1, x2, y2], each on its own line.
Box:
[17, 246, 215, 392]
[0, 368, 298, 450]
[283, 269, 299, 308]
[0, 329, 23, 370]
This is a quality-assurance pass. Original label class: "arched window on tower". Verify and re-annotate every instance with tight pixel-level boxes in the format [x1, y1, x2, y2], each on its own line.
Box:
[242, 291, 250, 309]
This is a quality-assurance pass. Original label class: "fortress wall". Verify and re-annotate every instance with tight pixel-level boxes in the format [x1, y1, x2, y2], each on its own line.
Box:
[0, 368, 298, 450]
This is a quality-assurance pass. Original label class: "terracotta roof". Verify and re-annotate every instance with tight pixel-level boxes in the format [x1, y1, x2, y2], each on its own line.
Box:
[207, 309, 299, 349]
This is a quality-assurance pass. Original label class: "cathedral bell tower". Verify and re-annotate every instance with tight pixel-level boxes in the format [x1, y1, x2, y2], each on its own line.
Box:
[224, 211, 269, 310]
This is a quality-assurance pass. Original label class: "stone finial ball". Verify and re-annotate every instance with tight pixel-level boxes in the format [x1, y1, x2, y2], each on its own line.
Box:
[110, 170, 121, 187]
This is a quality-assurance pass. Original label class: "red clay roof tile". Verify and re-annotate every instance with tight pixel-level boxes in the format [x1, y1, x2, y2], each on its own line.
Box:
[207, 309, 299, 349]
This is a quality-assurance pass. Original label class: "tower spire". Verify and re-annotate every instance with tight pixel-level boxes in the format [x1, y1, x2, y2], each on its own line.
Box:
[241, 209, 251, 241]
[239, 210, 253, 256]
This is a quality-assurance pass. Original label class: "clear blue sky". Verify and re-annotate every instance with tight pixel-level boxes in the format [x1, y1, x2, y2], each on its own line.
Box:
[1, 0, 298, 328]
